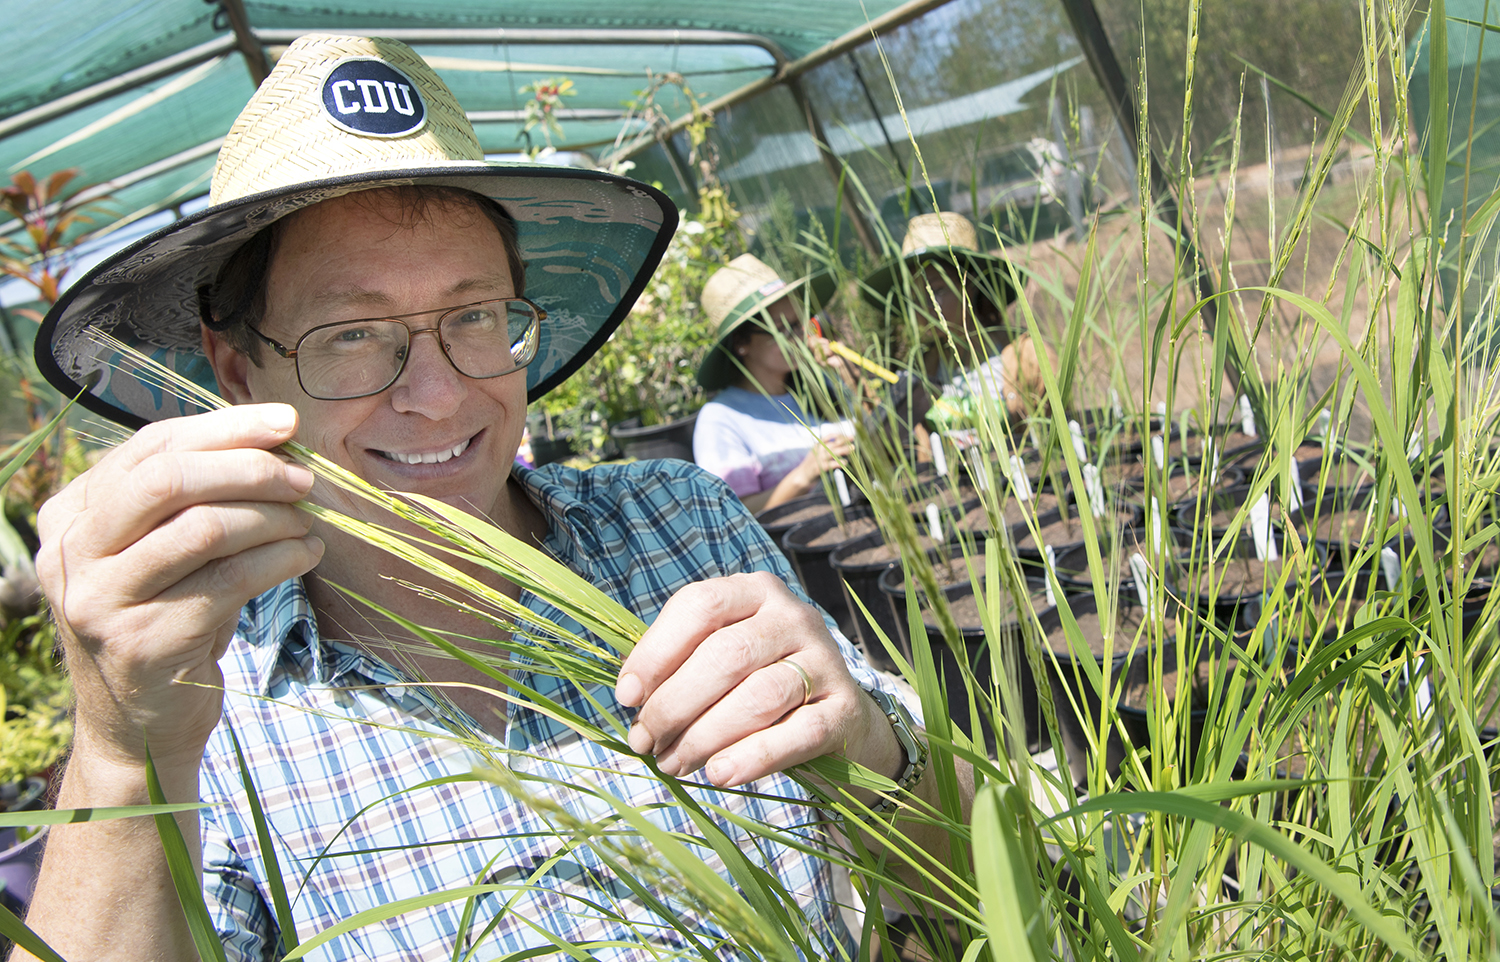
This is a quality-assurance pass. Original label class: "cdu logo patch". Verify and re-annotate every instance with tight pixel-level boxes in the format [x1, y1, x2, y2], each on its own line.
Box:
[320, 58, 426, 138]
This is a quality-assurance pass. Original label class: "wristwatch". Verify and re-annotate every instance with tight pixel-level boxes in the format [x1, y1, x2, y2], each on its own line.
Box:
[862, 686, 929, 815]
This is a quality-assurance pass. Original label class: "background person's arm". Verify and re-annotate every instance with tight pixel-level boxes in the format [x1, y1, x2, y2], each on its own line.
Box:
[17, 405, 322, 962]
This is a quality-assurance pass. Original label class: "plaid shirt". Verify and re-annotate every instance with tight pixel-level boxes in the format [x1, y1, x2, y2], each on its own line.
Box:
[200, 459, 899, 961]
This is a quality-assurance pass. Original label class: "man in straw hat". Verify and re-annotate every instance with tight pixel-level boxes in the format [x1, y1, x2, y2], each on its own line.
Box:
[693, 253, 856, 512]
[863, 212, 1050, 440]
[24, 36, 968, 961]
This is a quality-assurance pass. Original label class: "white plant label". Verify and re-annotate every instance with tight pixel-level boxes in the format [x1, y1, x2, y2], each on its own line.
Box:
[834, 468, 851, 507]
[971, 446, 990, 492]
[1028, 423, 1043, 450]
[1129, 552, 1156, 623]
[1009, 455, 1032, 501]
[925, 503, 944, 543]
[931, 432, 949, 477]
[1314, 409, 1331, 438]
[1249, 493, 1278, 561]
[1407, 427, 1423, 460]
[1084, 463, 1106, 518]
[1151, 434, 1165, 470]
[1239, 395, 1258, 437]
[1043, 544, 1059, 607]
[1154, 401, 1168, 417]
[1286, 457, 1304, 510]
[1381, 546, 1401, 591]
[1110, 389, 1124, 420]
[1201, 436, 1218, 485]
[1151, 496, 1164, 552]
[1069, 419, 1088, 463]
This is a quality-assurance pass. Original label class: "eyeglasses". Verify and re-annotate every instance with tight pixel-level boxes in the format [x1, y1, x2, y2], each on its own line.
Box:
[246, 297, 545, 401]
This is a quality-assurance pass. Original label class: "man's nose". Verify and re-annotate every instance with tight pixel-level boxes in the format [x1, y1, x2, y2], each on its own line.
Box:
[390, 328, 467, 418]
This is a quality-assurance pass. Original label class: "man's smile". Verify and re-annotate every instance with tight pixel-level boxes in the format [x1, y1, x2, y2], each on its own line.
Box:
[375, 434, 475, 466]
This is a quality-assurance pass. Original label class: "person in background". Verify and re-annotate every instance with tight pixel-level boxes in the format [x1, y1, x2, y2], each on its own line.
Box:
[862, 212, 1051, 456]
[692, 254, 857, 513]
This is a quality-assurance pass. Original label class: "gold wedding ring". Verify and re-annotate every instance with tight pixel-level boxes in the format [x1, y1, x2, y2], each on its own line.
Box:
[781, 657, 813, 708]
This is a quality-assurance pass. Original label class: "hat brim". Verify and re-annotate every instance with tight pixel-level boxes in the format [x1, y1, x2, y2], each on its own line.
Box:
[696, 270, 837, 392]
[860, 246, 1019, 310]
[36, 162, 676, 429]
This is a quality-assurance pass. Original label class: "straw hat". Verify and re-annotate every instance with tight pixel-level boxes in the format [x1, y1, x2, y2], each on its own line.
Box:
[695, 253, 835, 391]
[861, 211, 1017, 311]
[36, 34, 676, 428]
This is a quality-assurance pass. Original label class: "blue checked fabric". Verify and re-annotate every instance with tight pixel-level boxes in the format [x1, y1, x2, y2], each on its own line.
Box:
[199, 459, 903, 961]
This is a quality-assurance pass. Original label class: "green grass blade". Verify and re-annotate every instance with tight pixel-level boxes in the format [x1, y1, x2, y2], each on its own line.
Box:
[144, 742, 229, 962]
[0, 901, 67, 962]
[226, 721, 299, 953]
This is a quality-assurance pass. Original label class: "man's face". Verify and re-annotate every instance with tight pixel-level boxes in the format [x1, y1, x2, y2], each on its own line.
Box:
[208, 190, 527, 518]
[918, 263, 1004, 349]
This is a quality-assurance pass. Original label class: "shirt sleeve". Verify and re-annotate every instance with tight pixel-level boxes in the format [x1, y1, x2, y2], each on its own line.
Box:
[202, 800, 280, 962]
[691, 401, 766, 497]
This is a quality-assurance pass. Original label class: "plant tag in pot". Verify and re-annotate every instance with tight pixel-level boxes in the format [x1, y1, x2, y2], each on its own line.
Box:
[931, 432, 949, 477]
[1084, 463, 1106, 518]
[1381, 546, 1401, 591]
[1129, 552, 1156, 623]
[1151, 496, 1163, 552]
[834, 469, 851, 507]
[1009, 455, 1032, 501]
[1043, 543, 1058, 607]
[972, 446, 990, 492]
[1250, 493, 1278, 561]
[1069, 419, 1088, 463]
[1239, 395, 1258, 437]
[1110, 388, 1123, 420]
[925, 503, 944, 543]
[1151, 434, 1165, 470]
[1314, 409, 1331, 437]
[1286, 457, 1304, 510]
[1201, 436, 1218, 485]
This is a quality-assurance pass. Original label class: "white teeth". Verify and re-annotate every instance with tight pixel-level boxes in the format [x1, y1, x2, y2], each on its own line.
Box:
[384, 438, 470, 465]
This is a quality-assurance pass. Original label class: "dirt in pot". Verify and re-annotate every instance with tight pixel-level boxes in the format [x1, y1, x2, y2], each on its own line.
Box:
[1121, 648, 1250, 712]
[839, 533, 940, 567]
[1045, 603, 1153, 660]
[804, 516, 880, 548]
[762, 501, 833, 529]
[1194, 555, 1286, 597]
[1016, 508, 1136, 553]
[921, 578, 1050, 631]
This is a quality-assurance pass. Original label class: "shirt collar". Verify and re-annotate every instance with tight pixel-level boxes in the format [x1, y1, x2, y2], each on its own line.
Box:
[239, 462, 600, 695]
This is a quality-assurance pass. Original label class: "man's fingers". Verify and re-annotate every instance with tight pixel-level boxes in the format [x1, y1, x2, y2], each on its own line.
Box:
[62, 448, 314, 562]
[121, 501, 318, 600]
[652, 658, 824, 777]
[616, 573, 780, 708]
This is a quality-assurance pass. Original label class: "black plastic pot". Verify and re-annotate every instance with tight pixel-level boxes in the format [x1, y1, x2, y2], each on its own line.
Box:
[1173, 527, 1321, 633]
[877, 544, 990, 652]
[1289, 485, 1417, 578]
[529, 431, 577, 466]
[781, 507, 875, 635]
[829, 531, 907, 671]
[1040, 593, 1146, 788]
[755, 493, 831, 557]
[919, 576, 1052, 755]
[610, 414, 698, 462]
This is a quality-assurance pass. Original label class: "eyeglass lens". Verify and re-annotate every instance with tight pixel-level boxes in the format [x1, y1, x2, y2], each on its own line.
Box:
[294, 299, 540, 400]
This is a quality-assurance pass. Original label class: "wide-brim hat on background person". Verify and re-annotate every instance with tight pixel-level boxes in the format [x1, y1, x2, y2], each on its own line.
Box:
[36, 34, 677, 429]
[696, 253, 836, 391]
[860, 211, 1018, 312]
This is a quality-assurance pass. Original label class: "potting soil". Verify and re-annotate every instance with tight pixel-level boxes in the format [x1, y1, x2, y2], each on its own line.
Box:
[805, 517, 880, 548]
[1045, 605, 1146, 659]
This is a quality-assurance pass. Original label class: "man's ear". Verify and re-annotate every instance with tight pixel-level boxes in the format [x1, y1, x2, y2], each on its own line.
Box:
[201, 324, 256, 404]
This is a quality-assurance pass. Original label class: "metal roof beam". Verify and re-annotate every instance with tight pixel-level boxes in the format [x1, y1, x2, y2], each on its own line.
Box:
[0, 137, 223, 239]
[255, 28, 788, 70]
[605, 0, 959, 162]
[0, 36, 238, 140]
[217, 0, 272, 86]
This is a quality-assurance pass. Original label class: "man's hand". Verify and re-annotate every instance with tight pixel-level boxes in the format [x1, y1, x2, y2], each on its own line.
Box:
[613, 572, 900, 789]
[36, 403, 324, 773]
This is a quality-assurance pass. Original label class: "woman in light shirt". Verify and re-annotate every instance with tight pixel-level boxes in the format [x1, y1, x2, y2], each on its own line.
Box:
[692, 254, 855, 513]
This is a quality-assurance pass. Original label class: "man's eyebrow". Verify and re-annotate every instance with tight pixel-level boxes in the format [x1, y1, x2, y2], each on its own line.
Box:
[308, 275, 514, 311]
